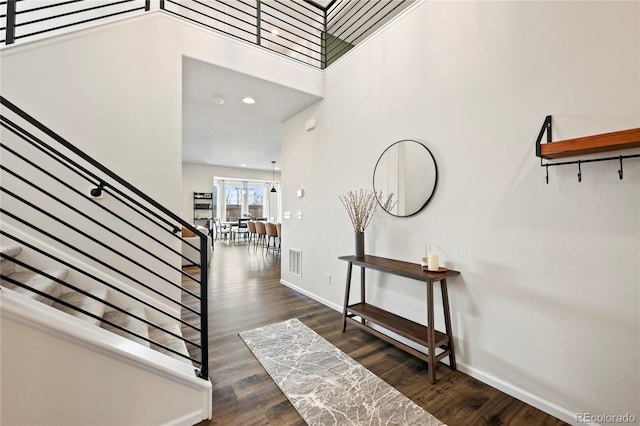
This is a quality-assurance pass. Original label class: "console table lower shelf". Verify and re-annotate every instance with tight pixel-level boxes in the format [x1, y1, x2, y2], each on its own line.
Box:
[339, 255, 460, 384]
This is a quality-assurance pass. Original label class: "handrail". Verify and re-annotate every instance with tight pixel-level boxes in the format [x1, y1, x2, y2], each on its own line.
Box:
[0, 96, 209, 379]
[0, 117, 202, 265]
[1, 0, 148, 45]
[0, 0, 413, 69]
[0, 97, 198, 236]
[0, 150, 199, 281]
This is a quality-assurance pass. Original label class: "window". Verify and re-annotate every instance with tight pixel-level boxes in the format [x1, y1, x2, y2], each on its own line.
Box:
[215, 178, 277, 221]
[247, 185, 264, 218]
[225, 183, 242, 220]
[211, 186, 218, 218]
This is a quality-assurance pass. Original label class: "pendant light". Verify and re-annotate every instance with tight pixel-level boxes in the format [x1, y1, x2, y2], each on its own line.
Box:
[270, 161, 277, 193]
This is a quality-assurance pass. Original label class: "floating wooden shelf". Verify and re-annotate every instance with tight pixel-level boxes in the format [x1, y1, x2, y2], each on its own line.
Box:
[535, 116, 640, 183]
[540, 127, 640, 159]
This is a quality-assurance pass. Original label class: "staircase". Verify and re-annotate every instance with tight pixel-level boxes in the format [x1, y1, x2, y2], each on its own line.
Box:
[0, 96, 211, 425]
[1, 245, 191, 363]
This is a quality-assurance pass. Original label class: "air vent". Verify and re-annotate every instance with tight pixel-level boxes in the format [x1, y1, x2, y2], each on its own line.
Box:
[288, 249, 301, 277]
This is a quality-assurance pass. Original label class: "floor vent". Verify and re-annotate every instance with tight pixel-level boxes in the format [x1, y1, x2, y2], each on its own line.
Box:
[288, 249, 301, 277]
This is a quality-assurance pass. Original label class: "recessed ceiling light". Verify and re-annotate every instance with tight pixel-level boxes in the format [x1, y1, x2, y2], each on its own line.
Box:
[209, 130, 215, 134]
[271, 28, 279, 36]
[241, 164, 247, 167]
[212, 96, 225, 104]
[242, 97, 256, 104]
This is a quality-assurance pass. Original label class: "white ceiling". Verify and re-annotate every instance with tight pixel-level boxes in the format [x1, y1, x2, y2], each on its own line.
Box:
[181, 57, 322, 171]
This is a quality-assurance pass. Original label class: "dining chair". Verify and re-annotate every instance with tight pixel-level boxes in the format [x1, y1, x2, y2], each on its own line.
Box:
[247, 221, 257, 244]
[232, 218, 249, 242]
[214, 218, 230, 241]
[265, 222, 278, 249]
[255, 221, 267, 247]
[275, 223, 281, 252]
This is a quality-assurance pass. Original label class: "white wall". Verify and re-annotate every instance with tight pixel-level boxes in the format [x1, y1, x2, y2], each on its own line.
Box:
[281, 1, 639, 424]
[1, 302, 210, 426]
[0, 10, 320, 299]
[181, 162, 281, 223]
[1, 11, 322, 213]
[0, 11, 320, 422]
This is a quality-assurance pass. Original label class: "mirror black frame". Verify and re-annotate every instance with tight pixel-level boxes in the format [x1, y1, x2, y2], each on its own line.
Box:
[373, 140, 438, 217]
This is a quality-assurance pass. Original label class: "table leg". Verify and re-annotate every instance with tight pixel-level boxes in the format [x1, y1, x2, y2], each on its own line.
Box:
[441, 279, 456, 370]
[427, 280, 436, 384]
[342, 262, 353, 332]
[360, 266, 366, 324]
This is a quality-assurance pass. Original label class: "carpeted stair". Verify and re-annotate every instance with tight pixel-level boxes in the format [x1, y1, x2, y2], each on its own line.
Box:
[1, 245, 191, 365]
[54, 288, 109, 327]
[150, 321, 191, 363]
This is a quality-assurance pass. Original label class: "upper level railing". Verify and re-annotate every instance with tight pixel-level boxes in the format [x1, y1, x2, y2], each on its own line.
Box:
[162, 0, 325, 68]
[0, 0, 415, 69]
[0, 96, 209, 380]
[0, 0, 151, 45]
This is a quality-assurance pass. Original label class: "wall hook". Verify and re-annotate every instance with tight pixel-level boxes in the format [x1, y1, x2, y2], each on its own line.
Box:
[577, 160, 582, 183]
[618, 156, 623, 180]
[545, 164, 549, 184]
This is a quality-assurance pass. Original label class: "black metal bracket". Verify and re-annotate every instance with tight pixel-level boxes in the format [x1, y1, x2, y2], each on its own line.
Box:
[535, 115, 640, 184]
[90, 181, 105, 197]
[535, 115, 552, 159]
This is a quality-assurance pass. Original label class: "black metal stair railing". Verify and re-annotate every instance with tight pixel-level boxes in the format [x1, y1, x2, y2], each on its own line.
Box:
[160, 0, 325, 68]
[0, 0, 150, 45]
[324, 0, 414, 67]
[0, 0, 415, 69]
[0, 96, 209, 380]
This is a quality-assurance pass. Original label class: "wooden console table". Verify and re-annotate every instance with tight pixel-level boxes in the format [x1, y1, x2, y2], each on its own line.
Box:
[339, 255, 460, 384]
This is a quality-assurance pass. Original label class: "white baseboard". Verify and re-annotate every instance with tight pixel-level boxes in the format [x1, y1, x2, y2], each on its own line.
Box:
[279, 278, 580, 426]
[455, 362, 578, 425]
[280, 279, 343, 312]
[161, 409, 209, 426]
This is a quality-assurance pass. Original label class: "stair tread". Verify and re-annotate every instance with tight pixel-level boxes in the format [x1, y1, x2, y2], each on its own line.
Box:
[2, 269, 67, 306]
[53, 288, 108, 327]
[149, 322, 192, 364]
[101, 307, 150, 347]
[0, 246, 22, 258]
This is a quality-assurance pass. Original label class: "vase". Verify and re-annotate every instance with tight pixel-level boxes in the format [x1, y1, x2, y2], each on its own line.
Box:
[354, 231, 364, 257]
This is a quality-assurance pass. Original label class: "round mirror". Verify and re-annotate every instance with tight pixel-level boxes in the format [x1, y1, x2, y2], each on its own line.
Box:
[373, 140, 438, 217]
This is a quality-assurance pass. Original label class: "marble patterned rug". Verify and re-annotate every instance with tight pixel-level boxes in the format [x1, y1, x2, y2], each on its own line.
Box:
[239, 318, 444, 426]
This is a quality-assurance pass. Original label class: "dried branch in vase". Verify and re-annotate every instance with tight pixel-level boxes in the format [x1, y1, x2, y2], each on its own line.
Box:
[339, 189, 378, 232]
[379, 192, 397, 212]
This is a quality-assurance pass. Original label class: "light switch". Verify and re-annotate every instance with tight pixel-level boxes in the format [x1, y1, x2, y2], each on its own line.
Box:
[284, 211, 291, 220]
[297, 210, 303, 219]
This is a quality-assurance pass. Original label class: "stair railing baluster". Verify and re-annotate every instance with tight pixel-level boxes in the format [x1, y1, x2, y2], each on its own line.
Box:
[1, 97, 209, 379]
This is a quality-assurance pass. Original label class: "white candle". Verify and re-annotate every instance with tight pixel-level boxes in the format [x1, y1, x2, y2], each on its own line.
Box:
[427, 253, 439, 271]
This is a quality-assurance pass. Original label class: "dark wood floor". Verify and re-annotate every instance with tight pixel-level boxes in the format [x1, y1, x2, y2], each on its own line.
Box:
[185, 242, 567, 426]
